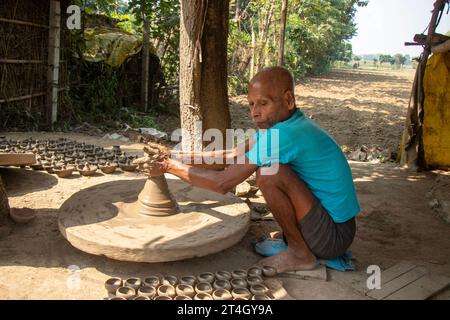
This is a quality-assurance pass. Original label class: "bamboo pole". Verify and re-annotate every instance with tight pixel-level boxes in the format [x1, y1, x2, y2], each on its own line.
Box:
[0, 17, 49, 29]
[47, 0, 61, 125]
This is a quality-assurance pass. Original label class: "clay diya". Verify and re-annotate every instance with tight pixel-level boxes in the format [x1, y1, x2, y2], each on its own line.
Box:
[116, 286, 135, 299]
[133, 296, 150, 300]
[9, 208, 36, 224]
[99, 162, 117, 174]
[262, 266, 277, 277]
[231, 269, 247, 279]
[175, 284, 195, 298]
[174, 295, 192, 300]
[120, 160, 137, 172]
[247, 266, 263, 277]
[104, 277, 123, 294]
[54, 165, 75, 178]
[251, 294, 271, 300]
[249, 283, 269, 296]
[215, 270, 232, 281]
[178, 276, 195, 287]
[137, 286, 156, 299]
[197, 272, 215, 283]
[213, 279, 232, 291]
[143, 276, 160, 288]
[154, 295, 172, 300]
[124, 277, 142, 290]
[109, 297, 126, 300]
[195, 282, 213, 295]
[231, 288, 252, 300]
[246, 275, 264, 286]
[230, 278, 247, 289]
[162, 275, 178, 286]
[157, 284, 176, 298]
[233, 297, 249, 300]
[77, 163, 98, 176]
[212, 289, 233, 300]
[194, 293, 213, 300]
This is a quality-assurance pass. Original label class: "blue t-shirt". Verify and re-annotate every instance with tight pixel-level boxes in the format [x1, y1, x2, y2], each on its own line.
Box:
[246, 108, 360, 223]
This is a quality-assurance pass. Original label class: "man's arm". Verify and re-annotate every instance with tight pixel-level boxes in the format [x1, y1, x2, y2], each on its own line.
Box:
[167, 159, 258, 194]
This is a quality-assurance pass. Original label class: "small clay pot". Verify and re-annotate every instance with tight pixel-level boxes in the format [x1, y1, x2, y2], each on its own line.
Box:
[78, 165, 98, 176]
[213, 279, 232, 291]
[99, 164, 117, 174]
[176, 284, 195, 298]
[194, 293, 213, 300]
[230, 278, 247, 289]
[180, 275, 196, 286]
[249, 284, 269, 296]
[215, 270, 232, 281]
[195, 282, 213, 295]
[120, 163, 137, 172]
[247, 267, 263, 277]
[110, 297, 126, 300]
[233, 297, 249, 300]
[231, 269, 247, 279]
[143, 276, 160, 288]
[262, 266, 277, 277]
[162, 275, 178, 286]
[104, 277, 123, 294]
[251, 294, 271, 300]
[231, 288, 252, 300]
[154, 295, 172, 300]
[246, 276, 264, 286]
[9, 208, 36, 224]
[137, 286, 156, 299]
[157, 284, 176, 298]
[174, 295, 192, 300]
[212, 289, 233, 300]
[124, 277, 142, 290]
[133, 296, 150, 300]
[197, 272, 215, 283]
[116, 286, 135, 299]
[54, 167, 75, 178]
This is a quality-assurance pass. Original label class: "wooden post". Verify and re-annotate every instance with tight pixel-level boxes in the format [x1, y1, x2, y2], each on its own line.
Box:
[141, 14, 150, 113]
[47, 0, 61, 125]
[277, 0, 288, 66]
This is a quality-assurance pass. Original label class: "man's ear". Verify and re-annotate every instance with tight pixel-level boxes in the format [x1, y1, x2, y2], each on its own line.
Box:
[284, 90, 296, 110]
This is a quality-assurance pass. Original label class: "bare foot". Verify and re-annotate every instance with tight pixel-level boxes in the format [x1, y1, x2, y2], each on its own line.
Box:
[256, 247, 317, 273]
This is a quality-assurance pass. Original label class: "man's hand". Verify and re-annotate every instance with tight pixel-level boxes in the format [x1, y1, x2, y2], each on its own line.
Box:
[133, 142, 171, 177]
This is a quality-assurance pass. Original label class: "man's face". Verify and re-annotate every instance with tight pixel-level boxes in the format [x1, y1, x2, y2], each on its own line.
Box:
[247, 80, 294, 129]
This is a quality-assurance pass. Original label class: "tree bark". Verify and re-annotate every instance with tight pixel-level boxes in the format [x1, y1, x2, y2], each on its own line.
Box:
[0, 176, 9, 227]
[141, 14, 150, 112]
[179, 0, 231, 152]
[278, 0, 288, 66]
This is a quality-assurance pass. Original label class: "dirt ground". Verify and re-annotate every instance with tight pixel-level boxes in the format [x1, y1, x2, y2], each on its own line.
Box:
[1, 69, 449, 300]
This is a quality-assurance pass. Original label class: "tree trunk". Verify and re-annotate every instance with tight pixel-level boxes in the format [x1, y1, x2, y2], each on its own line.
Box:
[278, 0, 288, 66]
[0, 176, 9, 227]
[141, 14, 150, 112]
[250, 20, 256, 80]
[179, 0, 231, 152]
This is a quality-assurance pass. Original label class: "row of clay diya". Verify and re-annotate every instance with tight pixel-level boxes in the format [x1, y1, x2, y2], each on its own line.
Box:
[0, 137, 139, 177]
[105, 266, 277, 300]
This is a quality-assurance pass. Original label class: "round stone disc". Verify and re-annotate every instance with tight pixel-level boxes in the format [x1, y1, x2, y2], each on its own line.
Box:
[58, 175, 250, 262]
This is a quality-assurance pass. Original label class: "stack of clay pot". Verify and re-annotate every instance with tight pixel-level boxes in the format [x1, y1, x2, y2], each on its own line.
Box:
[0, 137, 140, 177]
[104, 266, 277, 300]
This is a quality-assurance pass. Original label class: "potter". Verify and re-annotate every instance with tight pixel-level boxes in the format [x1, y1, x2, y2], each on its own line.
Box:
[133, 66, 359, 273]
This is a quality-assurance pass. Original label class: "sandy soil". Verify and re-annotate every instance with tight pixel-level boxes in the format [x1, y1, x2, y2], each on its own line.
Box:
[1, 69, 449, 300]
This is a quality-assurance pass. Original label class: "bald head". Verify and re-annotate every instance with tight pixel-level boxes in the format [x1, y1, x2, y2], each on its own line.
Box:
[247, 66, 297, 129]
[249, 66, 295, 95]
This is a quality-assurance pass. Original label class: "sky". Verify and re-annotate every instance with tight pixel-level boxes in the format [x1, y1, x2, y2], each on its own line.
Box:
[351, 0, 450, 57]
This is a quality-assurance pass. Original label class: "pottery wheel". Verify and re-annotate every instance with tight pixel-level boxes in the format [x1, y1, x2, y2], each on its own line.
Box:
[0, 153, 36, 166]
[58, 174, 250, 262]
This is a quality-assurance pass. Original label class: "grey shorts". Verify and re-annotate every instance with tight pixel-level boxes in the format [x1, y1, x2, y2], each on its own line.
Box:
[295, 198, 356, 259]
